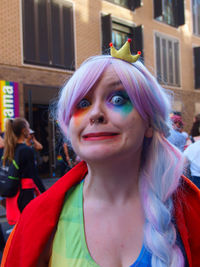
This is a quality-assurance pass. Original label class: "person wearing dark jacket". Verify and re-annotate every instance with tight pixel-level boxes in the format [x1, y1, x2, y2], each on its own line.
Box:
[2, 118, 45, 224]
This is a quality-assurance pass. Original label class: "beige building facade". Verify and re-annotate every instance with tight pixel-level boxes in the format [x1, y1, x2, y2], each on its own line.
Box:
[0, 0, 200, 176]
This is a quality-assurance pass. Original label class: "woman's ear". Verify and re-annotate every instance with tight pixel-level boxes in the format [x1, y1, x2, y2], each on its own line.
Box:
[22, 128, 26, 136]
[145, 125, 153, 138]
[22, 127, 29, 138]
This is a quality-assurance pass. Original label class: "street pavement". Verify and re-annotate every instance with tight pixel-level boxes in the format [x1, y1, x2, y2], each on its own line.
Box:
[0, 177, 59, 258]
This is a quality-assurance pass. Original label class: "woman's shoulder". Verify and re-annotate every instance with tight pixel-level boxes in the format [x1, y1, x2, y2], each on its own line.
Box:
[12, 161, 87, 229]
[2, 162, 88, 266]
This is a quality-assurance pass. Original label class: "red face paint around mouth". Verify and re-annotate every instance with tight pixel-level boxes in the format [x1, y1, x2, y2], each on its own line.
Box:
[82, 132, 120, 141]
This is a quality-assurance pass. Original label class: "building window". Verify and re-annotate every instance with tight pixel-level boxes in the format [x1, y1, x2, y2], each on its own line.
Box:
[112, 23, 132, 50]
[154, 0, 185, 27]
[101, 14, 143, 59]
[192, 0, 200, 36]
[194, 47, 200, 89]
[105, 0, 141, 11]
[22, 0, 75, 70]
[155, 33, 180, 87]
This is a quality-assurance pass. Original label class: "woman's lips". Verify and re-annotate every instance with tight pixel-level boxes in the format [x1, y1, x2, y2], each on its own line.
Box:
[82, 132, 119, 141]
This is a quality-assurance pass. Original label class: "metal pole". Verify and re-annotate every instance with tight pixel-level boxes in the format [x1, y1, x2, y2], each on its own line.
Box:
[28, 89, 33, 128]
[52, 120, 56, 177]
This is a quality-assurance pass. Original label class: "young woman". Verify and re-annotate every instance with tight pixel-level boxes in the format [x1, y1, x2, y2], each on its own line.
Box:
[2, 42, 200, 267]
[2, 118, 45, 225]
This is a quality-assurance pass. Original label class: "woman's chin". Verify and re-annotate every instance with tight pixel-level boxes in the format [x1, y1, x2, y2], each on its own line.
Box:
[79, 148, 120, 163]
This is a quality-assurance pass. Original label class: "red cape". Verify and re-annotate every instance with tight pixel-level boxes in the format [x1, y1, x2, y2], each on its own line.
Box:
[2, 161, 200, 267]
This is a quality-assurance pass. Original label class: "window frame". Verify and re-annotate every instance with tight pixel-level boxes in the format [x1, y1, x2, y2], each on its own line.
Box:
[105, 0, 141, 11]
[154, 32, 181, 87]
[22, 0, 75, 70]
[101, 14, 144, 59]
[112, 21, 133, 50]
[154, 0, 185, 28]
[192, 0, 200, 36]
[194, 46, 200, 89]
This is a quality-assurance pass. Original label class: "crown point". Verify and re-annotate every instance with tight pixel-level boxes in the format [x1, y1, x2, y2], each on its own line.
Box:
[110, 39, 140, 63]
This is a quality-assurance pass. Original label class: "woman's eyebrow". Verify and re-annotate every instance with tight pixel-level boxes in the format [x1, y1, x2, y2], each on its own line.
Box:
[108, 80, 122, 87]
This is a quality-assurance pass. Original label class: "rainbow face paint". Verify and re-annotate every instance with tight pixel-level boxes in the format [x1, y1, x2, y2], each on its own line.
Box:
[107, 90, 133, 116]
[72, 89, 133, 127]
[72, 103, 91, 126]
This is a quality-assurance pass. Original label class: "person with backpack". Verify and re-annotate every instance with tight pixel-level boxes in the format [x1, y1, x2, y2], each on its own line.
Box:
[1, 118, 45, 225]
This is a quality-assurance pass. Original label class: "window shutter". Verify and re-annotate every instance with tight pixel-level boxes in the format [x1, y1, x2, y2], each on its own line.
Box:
[154, 0, 162, 19]
[127, 0, 141, 11]
[23, 0, 36, 62]
[131, 25, 143, 59]
[155, 35, 162, 82]
[38, 0, 49, 64]
[101, 14, 112, 54]
[174, 0, 185, 27]
[194, 47, 200, 89]
[63, 5, 75, 70]
[51, 1, 62, 67]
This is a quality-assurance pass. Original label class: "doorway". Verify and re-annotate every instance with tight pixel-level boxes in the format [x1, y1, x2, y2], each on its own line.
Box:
[24, 85, 60, 178]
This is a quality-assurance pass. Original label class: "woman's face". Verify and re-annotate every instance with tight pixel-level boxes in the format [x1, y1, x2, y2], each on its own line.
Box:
[23, 122, 30, 139]
[68, 65, 152, 163]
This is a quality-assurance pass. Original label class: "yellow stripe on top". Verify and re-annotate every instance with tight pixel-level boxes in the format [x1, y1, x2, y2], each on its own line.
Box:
[49, 181, 99, 267]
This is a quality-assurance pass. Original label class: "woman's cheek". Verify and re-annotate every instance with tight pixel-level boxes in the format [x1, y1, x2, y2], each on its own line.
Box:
[72, 107, 91, 126]
[109, 102, 133, 117]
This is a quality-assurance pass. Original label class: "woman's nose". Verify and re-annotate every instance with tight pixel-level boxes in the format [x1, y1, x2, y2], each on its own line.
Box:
[90, 114, 106, 125]
[89, 102, 107, 125]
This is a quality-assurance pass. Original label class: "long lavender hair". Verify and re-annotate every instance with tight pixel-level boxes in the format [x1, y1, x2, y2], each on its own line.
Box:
[57, 56, 185, 266]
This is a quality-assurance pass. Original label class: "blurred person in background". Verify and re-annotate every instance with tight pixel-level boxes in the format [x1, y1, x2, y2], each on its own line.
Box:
[184, 114, 200, 148]
[2, 118, 45, 225]
[167, 115, 187, 151]
[26, 128, 43, 176]
[190, 113, 200, 138]
[184, 140, 200, 189]
[26, 129, 43, 151]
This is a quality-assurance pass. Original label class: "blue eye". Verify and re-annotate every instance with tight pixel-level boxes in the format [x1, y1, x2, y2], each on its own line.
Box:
[77, 99, 90, 109]
[110, 95, 127, 106]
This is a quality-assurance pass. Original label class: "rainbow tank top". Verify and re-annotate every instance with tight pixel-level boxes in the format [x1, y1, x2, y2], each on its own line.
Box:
[49, 181, 152, 266]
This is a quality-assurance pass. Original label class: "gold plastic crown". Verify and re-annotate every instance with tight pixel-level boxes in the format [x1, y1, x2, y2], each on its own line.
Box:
[109, 39, 141, 63]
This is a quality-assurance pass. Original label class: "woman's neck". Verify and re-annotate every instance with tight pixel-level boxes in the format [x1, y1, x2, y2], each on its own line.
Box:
[17, 136, 25, 144]
[83, 155, 142, 204]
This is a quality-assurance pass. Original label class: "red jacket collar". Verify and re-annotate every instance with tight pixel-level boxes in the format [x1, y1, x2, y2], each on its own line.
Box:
[4, 162, 200, 267]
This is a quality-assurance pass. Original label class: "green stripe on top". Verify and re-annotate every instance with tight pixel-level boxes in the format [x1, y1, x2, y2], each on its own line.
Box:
[50, 181, 99, 267]
[8, 176, 19, 180]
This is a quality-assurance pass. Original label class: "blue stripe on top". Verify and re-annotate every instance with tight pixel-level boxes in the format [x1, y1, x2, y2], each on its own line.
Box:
[129, 244, 151, 267]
